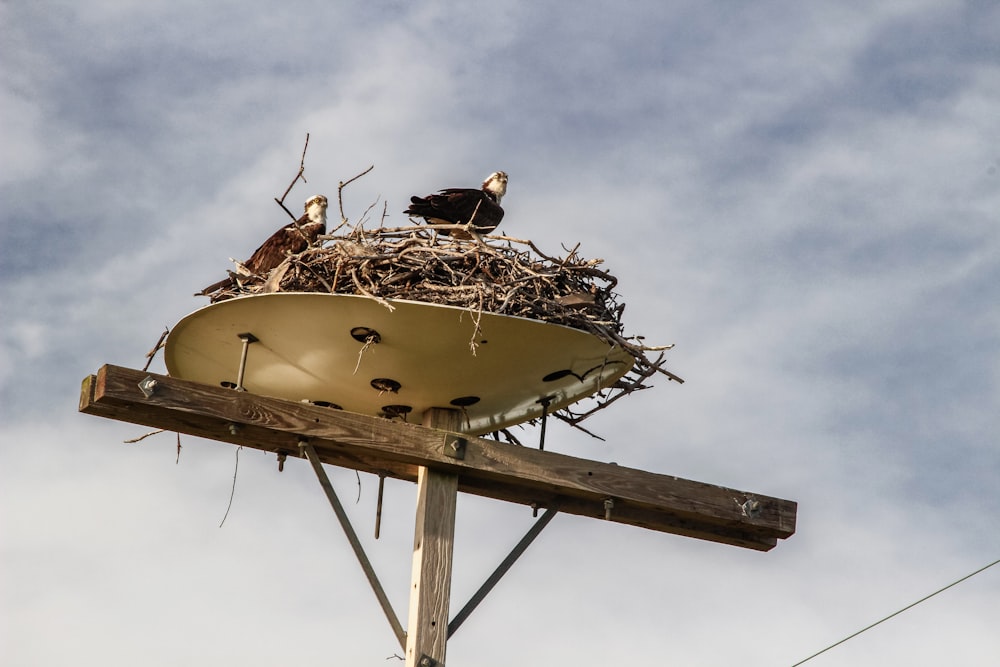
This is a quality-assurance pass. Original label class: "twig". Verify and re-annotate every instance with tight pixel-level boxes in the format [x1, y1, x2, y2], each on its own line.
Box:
[142, 328, 170, 372]
[124, 429, 166, 444]
[279, 133, 310, 204]
[274, 197, 298, 222]
[350, 267, 395, 311]
[338, 164, 375, 225]
[353, 335, 377, 375]
[290, 256, 333, 292]
[357, 196, 382, 228]
[274, 133, 311, 221]
[552, 412, 607, 440]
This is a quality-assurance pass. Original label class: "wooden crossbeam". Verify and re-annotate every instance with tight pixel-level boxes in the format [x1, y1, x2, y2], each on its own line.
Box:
[80, 364, 796, 551]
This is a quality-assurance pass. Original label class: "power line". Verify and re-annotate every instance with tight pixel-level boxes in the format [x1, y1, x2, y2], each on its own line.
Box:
[791, 557, 1000, 666]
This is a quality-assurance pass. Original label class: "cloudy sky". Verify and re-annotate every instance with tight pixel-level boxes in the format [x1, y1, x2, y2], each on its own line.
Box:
[3, 1, 999, 665]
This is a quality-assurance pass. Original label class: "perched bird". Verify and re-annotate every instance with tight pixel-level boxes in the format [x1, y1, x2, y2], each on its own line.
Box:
[197, 194, 328, 295]
[404, 171, 508, 239]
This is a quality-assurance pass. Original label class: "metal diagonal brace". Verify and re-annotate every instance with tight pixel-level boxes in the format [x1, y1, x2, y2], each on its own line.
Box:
[448, 507, 558, 638]
[300, 441, 406, 649]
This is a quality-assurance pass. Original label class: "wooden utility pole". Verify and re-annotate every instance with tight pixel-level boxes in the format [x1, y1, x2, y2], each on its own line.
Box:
[406, 409, 462, 667]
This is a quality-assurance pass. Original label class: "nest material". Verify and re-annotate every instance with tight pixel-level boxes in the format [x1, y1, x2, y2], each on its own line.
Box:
[200, 222, 681, 434]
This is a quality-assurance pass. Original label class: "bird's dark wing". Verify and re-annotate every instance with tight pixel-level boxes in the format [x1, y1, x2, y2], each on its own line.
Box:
[197, 215, 324, 296]
[405, 189, 504, 234]
[244, 216, 325, 275]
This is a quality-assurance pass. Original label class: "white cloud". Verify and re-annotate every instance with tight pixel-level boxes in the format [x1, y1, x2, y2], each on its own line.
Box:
[2, 2, 999, 665]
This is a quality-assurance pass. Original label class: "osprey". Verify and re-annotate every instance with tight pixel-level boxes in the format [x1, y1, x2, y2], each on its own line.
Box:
[197, 194, 328, 295]
[405, 171, 508, 238]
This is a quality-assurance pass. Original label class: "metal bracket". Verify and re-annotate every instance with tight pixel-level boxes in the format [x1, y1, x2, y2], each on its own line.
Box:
[234, 332, 259, 391]
[137, 376, 158, 398]
[738, 496, 762, 518]
[298, 441, 406, 650]
[418, 655, 439, 667]
[444, 436, 467, 460]
[536, 396, 553, 450]
[375, 473, 386, 539]
[448, 507, 558, 638]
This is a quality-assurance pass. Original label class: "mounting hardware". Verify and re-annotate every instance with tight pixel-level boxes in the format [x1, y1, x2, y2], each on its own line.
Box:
[375, 473, 386, 539]
[444, 436, 467, 460]
[371, 377, 401, 394]
[603, 498, 615, 520]
[276, 451, 288, 472]
[350, 326, 381, 344]
[739, 497, 762, 518]
[137, 376, 158, 398]
[418, 655, 438, 667]
[381, 404, 412, 419]
[227, 423, 240, 436]
[447, 507, 558, 639]
[536, 396, 554, 451]
[235, 332, 259, 391]
[449, 395, 480, 407]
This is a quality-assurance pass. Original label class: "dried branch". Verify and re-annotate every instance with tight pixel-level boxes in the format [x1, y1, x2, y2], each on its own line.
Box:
[273, 133, 312, 221]
[279, 133, 310, 204]
[142, 327, 170, 372]
[337, 164, 375, 226]
[124, 429, 166, 444]
[273, 197, 298, 222]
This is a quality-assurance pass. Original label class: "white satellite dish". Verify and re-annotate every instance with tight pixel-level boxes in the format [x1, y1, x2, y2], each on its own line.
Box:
[164, 293, 632, 435]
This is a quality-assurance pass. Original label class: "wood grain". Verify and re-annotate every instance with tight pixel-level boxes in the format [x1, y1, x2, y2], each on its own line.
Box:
[405, 409, 461, 666]
[80, 365, 796, 550]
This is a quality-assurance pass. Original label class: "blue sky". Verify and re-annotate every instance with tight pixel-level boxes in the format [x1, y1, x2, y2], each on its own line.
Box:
[2, 1, 998, 665]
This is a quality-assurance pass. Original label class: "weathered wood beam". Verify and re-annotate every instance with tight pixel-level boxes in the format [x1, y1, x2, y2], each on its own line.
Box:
[79, 365, 796, 551]
[405, 408, 462, 667]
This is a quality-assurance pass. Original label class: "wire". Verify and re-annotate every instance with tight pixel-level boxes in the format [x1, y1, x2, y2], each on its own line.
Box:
[219, 446, 241, 528]
[791, 557, 1000, 666]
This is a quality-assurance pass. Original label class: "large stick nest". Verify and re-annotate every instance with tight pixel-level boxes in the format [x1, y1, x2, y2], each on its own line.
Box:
[189, 146, 681, 439]
[199, 219, 681, 437]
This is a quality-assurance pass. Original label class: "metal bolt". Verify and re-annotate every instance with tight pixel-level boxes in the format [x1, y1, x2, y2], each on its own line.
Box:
[741, 498, 762, 518]
[604, 498, 614, 520]
[444, 436, 466, 460]
[137, 376, 158, 398]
